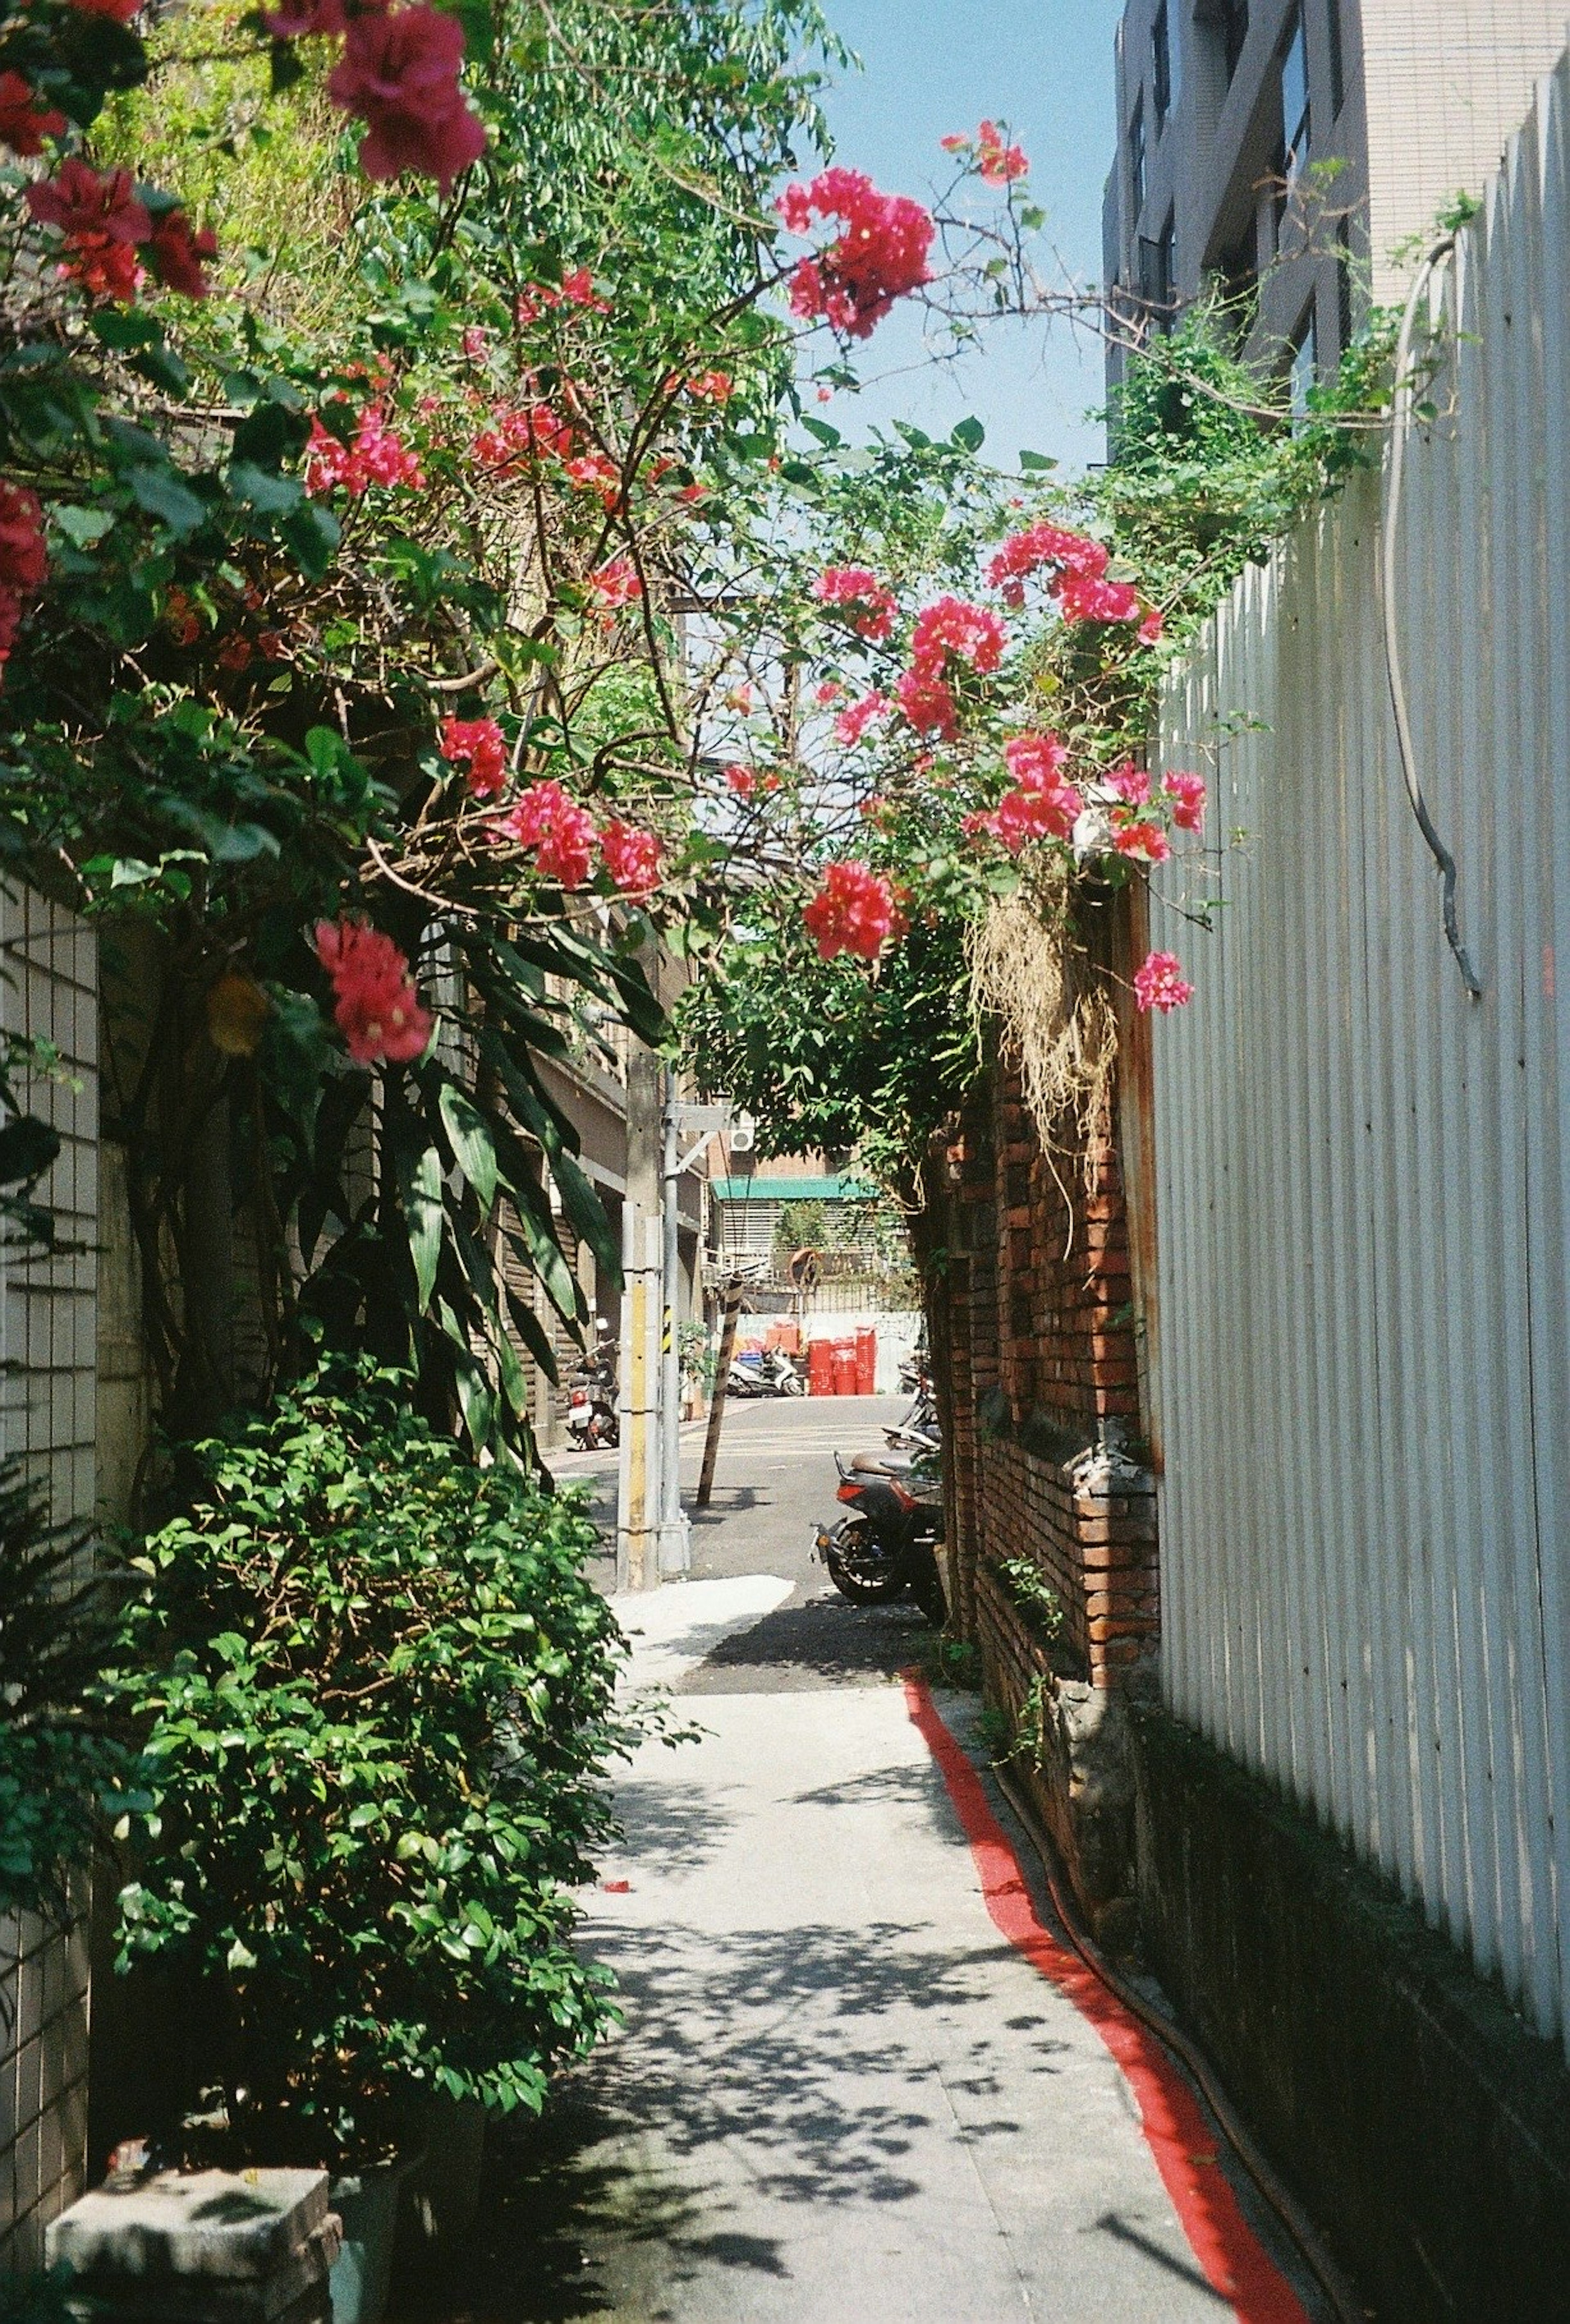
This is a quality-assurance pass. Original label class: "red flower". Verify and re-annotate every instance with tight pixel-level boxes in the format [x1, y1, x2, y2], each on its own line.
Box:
[599, 817, 664, 899]
[909, 594, 1007, 677]
[327, 4, 487, 194]
[0, 592, 23, 672]
[65, 0, 141, 18]
[777, 168, 933, 340]
[833, 689, 890, 747]
[559, 266, 609, 312]
[588, 555, 642, 609]
[894, 665, 958, 741]
[970, 731, 1082, 851]
[724, 763, 756, 799]
[439, 713, 508, 799]
[976, 121, 1029, 184]
[1106, 760, 1150, 806]
[263, 0, 350, 31]
[27, 160, 151, 247]
[813, 565, 897, 643]
[146, 208, 218, 298]
[306, 404, 423, 495]
[1163, 770, 1206, 832]
[1138, 604, 1164, 645]
[1056, 571, 1143, 627]
[802, 861, 905, 962]
[686, 369, 733, 403]
[1112, 818, 1170, 865]
[986, 521, 1108, 594]
[315, 919, 433, 1064]
[498, 780, 596, 888]
[1133, 950, 1193, 1014]
[0, 73, 65, 157]
[0, 483, 48, 598]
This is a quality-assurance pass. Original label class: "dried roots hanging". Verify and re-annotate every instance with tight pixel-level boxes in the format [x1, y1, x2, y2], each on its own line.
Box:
[966, 872, 1119, 1186]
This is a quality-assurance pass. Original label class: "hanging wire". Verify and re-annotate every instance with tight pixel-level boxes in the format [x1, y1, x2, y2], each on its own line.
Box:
[1380, 233, 1484, 997]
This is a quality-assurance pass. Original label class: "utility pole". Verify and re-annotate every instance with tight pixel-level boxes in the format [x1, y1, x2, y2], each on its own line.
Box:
[617, 1034, 663, 1591]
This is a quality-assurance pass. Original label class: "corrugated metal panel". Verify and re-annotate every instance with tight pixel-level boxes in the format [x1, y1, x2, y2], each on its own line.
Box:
[1150, 51, 1570, 2054]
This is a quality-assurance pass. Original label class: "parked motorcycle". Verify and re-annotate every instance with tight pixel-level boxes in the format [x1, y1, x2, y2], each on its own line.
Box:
[727, 1346, 805, 1398]
[566, 1346, 619, 1449]
[814, 1445, 946, 1625]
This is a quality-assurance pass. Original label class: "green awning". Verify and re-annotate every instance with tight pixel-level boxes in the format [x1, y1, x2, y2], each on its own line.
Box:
[710, 1176, 874, 1202]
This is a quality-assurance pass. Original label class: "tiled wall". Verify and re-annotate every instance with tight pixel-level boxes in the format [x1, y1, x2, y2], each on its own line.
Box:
[0, 885, 98, 2276]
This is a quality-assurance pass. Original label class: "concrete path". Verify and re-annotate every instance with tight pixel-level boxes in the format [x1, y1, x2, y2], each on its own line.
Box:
[397, 1398, 1328, 2324]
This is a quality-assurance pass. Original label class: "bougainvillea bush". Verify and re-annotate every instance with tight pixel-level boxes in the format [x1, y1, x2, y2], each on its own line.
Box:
[105, 1364, 631, 2163]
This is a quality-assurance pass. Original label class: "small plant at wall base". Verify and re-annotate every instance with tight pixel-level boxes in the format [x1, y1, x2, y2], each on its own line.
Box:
[995, 1555, 1065, 1649]
[103, 1363, 636, 2168]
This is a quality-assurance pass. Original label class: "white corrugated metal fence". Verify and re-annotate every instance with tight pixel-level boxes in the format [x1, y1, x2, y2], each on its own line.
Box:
[1150, 52, 1570, 2053]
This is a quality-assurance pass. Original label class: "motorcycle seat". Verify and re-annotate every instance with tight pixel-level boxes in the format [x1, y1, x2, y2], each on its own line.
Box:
[850, 1450, 914, 1475]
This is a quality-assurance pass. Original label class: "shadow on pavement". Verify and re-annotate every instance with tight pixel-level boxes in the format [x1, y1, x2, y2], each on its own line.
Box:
[677, 1592, 931, 1692]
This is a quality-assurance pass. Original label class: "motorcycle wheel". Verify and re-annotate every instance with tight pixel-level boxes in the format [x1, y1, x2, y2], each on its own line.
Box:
[780, 1370, 806, 1396]
[823, 1519, 905, 1606]
[601, 1413, 620, 1448]
[906, 1540, 948, 1627]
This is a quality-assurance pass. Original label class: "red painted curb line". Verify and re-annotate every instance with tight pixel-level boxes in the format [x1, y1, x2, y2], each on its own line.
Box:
[904, 1672, 1310, 2324]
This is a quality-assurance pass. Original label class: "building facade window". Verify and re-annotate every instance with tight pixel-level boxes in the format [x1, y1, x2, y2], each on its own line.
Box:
[1289, 298, 1318, 421]
[1281, 8, 1310, 185]
[1327, 0, 1346, 118]
[1336, 214, 1354, 354]
[1130, 94, 1146, 223]
[1197, 0, 1248, 84]
[1153, 0, 1181, 131]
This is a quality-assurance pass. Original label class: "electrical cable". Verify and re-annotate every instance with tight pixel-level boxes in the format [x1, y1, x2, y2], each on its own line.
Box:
[989, 1758, 1368, 2324]
[1381, 234, 1483, 998]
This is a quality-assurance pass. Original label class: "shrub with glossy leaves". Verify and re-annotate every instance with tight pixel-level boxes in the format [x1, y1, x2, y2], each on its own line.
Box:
[106, 1362, 628, 2165]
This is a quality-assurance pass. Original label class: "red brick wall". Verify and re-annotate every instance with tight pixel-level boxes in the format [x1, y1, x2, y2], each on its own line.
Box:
[929, 1048, 1157, 1692]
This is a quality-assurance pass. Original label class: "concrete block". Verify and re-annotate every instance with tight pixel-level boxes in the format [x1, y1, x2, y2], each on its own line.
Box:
[47, 2167, 336, 2286]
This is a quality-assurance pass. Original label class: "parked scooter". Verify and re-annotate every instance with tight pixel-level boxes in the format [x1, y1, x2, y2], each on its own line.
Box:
[566, 1340, 619, 1449]
[813, 1442, 946, 1625]
[727, 1346, 805, 1398]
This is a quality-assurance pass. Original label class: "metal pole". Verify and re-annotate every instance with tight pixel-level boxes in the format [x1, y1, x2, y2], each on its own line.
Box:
[696, 1280, 743, 1510]
[617, 1035, 663, 1591]
[658, 1071, 689, 1575]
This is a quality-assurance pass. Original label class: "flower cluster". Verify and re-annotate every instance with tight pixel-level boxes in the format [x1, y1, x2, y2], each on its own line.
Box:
[895, 594, 1009, 740]
[514, 267, 609, 323]
[0, 484, 47, 673]
[814, 566, 897, 642]
[0, 72, 65, 158]
[305, 402, 424, 496]
[985, 518, 1160, 641]
[25, 161, 215, 303]
[498, 782, 664, 898]
[318, 4, 486, 194]
[439, 715, 508, 799]
[589, 556, 643, 610]
[802, 861, 905, 961]
[942, 121, 1029, 184]
[724, 763, 781, 800]
[966, 732, 1083, 851]
[1133, 950, 1194, 1014]
[833, 689, 891, 748]
[315, 919, 433, 1065]
[777, 169, 934, 340]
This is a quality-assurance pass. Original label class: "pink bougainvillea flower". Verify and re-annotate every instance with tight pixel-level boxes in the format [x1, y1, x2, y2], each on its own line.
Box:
[1134, 950, 1194, 1014]
[1163, 770, 1207, 831]
[1112, 818, 1171, 865]
[976, 120, 1029, 184]
[27, 160, 151, 247]
[559, 266, 609, 312]
[813, 565, 897, 643]
[471, 399, 575, 472]
[895, 664, 958, 741]
[262, 0, 349, 32]
[498, 780, 596, 888]
[939, 132, 969, 154]
[1106, 760, 1150, 806]
[1138, 604, 1164, 646]
[314, 918, 433, 1065]
[802, 861, 906, 961]
[0, 72, 66, 157]
[909, 593, 1008, 676]
[0, 482, 49, 599]
[724, 763, 756, 798]
[985, 521, 1109, 601]
[306, 404, 423, 496]
[146, 208, 218, 298]
[834, 689, 891, 747]
[65, 0, 141, 18]
[967, 731, 1081, 851]
[813, 679, 846, 706]
[599, 817, 664, 899]
[685, 368, 733, 403]
[588, 555, 642, 609]
[776, 168, 934, 340]
[327, 3, 487, 194]
[439, 713, 508, 799]
[1056, 571, 1144, 627]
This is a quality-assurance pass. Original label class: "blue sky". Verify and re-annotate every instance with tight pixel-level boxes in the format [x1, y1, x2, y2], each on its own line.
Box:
[806, 0, 1126, 477]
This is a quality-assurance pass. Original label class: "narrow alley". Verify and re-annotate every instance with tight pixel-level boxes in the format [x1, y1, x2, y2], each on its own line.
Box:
[395, 1400, 1330, 2324]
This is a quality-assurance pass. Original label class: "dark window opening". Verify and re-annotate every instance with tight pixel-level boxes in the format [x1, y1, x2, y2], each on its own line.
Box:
[1197, 0, 1249, 84]
[1327, 0, 1346, 117]
[1139, 210, 1178, 331]
[1130, 95, 1146, 223]
[1217, 223, 1258, 324]
[1336, 215, 1354, 354]
[1289, 299, 1318, 422]
[1153, 1, 1173, 130]
[1281, 9, 1310, 185]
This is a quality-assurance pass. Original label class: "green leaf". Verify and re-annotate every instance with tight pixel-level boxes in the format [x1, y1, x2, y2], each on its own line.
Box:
[229, 460, 305, 515]
[127, 462, 206, 538]
[951, 416, 985, 453]
[437, 1082, 499, 1214]
[1018, 449, 1058, 472]
[403, 1145, 444, 1313]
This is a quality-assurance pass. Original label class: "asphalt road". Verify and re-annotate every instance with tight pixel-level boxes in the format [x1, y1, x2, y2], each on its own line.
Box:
[394, 1396, 1331, 2324]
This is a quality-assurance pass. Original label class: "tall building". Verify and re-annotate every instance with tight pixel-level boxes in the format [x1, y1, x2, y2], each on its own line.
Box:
[1102, 0, 1570, 401]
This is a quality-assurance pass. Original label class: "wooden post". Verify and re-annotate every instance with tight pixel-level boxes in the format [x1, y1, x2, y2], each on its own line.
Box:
[695, 1280, 743, 1510]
